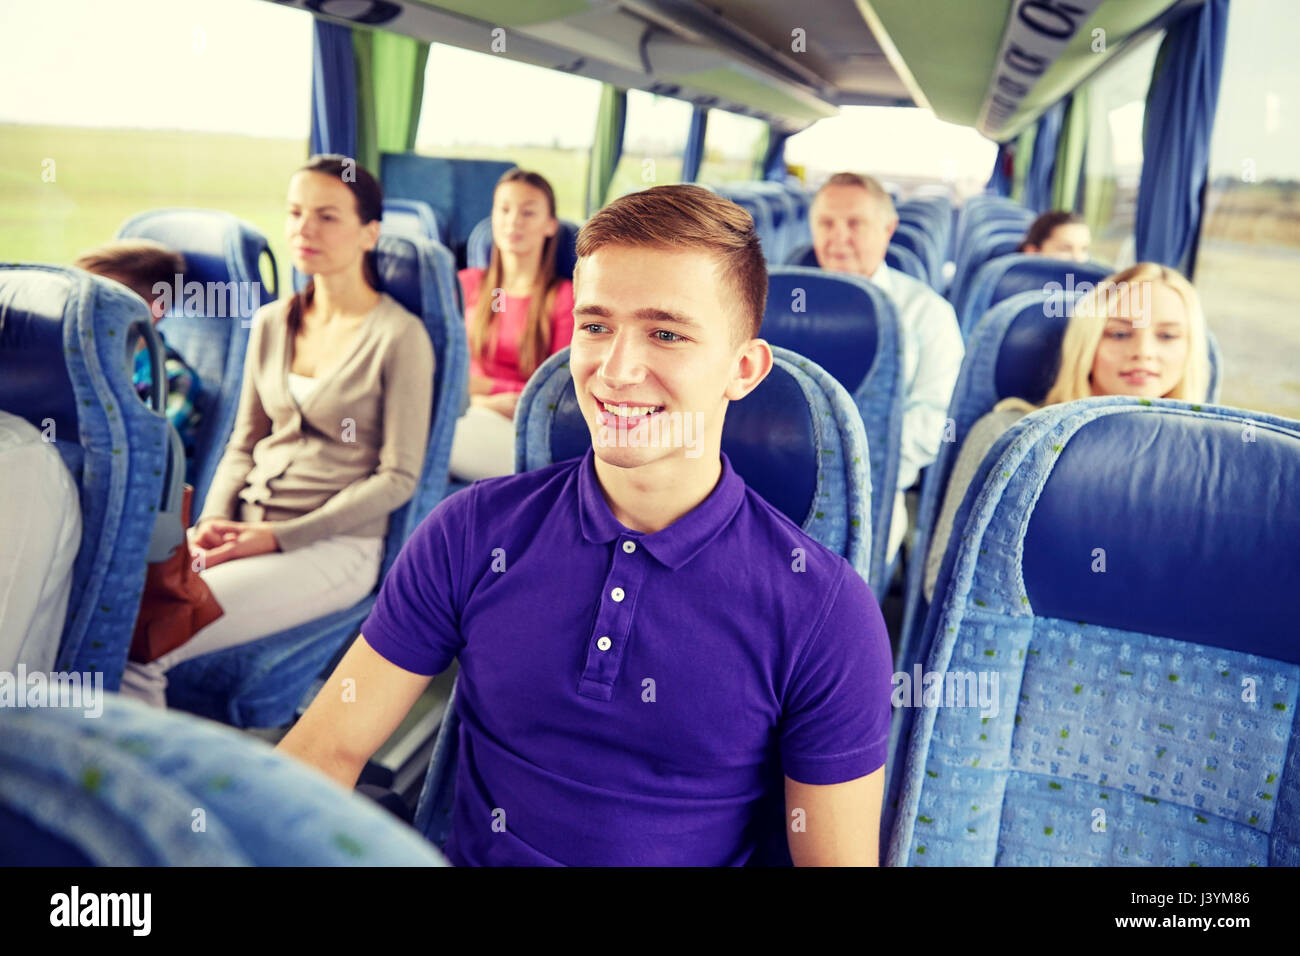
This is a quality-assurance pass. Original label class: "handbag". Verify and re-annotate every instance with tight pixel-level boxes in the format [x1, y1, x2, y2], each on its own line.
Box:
[129, 481, 224, 663]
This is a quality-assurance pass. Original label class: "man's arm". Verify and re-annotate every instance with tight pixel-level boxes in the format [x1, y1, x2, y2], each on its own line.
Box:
[785, 767, 884, 866]
[277, 634, 434, 790]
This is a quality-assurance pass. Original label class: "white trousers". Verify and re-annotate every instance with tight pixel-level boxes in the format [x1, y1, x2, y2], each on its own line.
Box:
[119, 532, 384, 708]
[449, 404, 516, 481]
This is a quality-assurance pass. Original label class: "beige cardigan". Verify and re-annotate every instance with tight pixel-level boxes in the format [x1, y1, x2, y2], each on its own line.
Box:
[198, 292, 435, 552]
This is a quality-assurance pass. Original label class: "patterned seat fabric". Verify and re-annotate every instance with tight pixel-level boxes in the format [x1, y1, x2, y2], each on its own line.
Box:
[0, 265, 170, 689]
[0, 694, 446, 865]
[888, 397, 1300, 865]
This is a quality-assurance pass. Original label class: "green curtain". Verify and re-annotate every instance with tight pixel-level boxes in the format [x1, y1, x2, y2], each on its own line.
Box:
[353, 30, 431, 176]
[1051, 89, 1088, 213]
[586, 84, 627, 216]
[1010, 123, 1036, 205]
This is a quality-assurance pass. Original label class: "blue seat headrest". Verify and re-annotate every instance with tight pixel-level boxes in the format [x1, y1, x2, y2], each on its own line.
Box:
[117, 208, 274, 302]
[989, 256, 1112, 306]
[372, 235, 428, 319]
[0, 269, 87, 450]
[382, 198, 441, 242]
[1022, 404, 1300, 664]
[991, 297, 1071, 403]
[545, 363, 818, 526]
[763, 268, 882, 395]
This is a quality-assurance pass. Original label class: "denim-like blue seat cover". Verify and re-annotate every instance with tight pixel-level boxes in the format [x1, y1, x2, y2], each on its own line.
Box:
[382, 198, 443, 243]
[763, 266, 902, 592]
[413, 344, 872, 865]
[380, 154, 518, 264]
[116, 209, 278, 509]
[958, 254, 1113, 338]
[888, 397, 1300, 866]
[0, 694, 446, 865]
[950, 220, 1034, 315]
[0, 265, 170, 689]
[163, 234, 468, 728]
[897, 289, 1225, 692]
[466, 216, 580, 280]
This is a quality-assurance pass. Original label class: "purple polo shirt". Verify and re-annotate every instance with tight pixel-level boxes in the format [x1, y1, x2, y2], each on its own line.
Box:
[361, 449, 892, 866]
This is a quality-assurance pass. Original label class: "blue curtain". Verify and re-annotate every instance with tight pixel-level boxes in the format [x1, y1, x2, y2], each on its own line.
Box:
[682, 106, 708, 183]
[986, 142, 1014, 196]
[1023, 98, 1067, 213]
[761, 127, 791, 181]
[309, 20, 357, 159]
[1135, 0, 1229, 272]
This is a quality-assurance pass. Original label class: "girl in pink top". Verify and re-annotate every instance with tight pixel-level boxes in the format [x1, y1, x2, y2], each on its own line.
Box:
[450, 169, 575, 479]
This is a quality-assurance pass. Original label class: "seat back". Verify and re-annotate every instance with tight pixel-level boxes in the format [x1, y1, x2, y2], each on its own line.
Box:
[162, 234, 468, 728]
[466, 216, 580, 280]
[379, 154, 518, 264]
[116, 209, 277, 508]
[382, 198, 442, 242]
[892, 222, 940, 289]
[959, 254, 1113, 338]
[889, 398, 1300, 866]
[414, 344, 872, 862]
[763, 266, 902, 591]
[0, 266, 170, 688]
[0, 694, 446, 865]
[950, 220, 1033, 311]
[897, 290, 1226, 736]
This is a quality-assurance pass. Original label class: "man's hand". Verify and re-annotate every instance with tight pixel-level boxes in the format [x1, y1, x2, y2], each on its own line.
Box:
[191, 518, 280, 569]
[470, 390, 521, 420]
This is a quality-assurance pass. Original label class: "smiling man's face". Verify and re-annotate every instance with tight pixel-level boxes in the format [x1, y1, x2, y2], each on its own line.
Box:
[570, 243, 760, 471]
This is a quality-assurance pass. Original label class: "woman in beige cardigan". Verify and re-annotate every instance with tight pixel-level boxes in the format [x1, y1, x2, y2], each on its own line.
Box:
[121, 156, 435, 708]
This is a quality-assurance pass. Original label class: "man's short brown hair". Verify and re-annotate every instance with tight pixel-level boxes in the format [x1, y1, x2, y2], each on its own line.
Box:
[814, 172, 897, 219]
[74, 239, 186, 305]
[575, 185, 767, 342]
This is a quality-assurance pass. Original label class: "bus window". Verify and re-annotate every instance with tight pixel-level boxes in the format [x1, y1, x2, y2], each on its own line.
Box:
[414, 45, 600, 224]
[1081, 31, 1163, 266]
[697, 109, 768, 185]
[0, 0, 311, 292]
[1196, 0, 1300, 420]
[785, 106, 995, 197]
[606, 91, 691, 198]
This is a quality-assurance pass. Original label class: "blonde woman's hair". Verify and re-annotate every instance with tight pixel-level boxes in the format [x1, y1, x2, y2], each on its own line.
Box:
[468, 168, 562, 381]
[1040, 262, 1210, 406]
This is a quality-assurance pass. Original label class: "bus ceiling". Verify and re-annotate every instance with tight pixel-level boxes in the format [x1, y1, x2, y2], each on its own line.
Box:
[858, 0, 1205, 142]
[260, 0, 919, 134]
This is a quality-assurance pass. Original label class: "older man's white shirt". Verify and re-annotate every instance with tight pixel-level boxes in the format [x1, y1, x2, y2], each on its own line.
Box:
[866, 263, 964, 560]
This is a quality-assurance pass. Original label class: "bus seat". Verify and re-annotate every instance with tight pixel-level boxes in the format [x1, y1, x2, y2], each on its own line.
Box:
[0, 265, 170, 690]
[162, 234, 469, 728]
[115, 209, 278, 509]
[897, 290, 1225, 726]
[379, 154, 518, 265]
[0, 694, 446, 865]
[381, 198, 442, 242]
[413, 344, 873, 865]
[466, 216, 580, 280]
[949, 220, 1032, 308]
[893, 221, 941, 290]
[763, 266, 902, 593]
[783, 242, 930, 286]
[745, 182, 800, 265]
[715, 187, 778, 265]
[888, 397, 1300, 865]
[958, 254, 1112, 338]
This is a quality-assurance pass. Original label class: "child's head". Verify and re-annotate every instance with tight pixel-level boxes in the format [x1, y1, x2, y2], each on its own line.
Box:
[74, 239, 186, 322]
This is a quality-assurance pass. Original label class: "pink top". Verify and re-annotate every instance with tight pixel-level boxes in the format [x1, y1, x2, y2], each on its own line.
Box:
[458, 268, 576, 394]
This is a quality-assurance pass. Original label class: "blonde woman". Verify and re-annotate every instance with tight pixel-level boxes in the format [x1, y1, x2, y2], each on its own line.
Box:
[449, 168, 575, 480]
[923, 262, 1212, 601]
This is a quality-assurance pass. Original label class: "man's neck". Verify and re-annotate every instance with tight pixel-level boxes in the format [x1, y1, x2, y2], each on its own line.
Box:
[593, 450, 723, 534]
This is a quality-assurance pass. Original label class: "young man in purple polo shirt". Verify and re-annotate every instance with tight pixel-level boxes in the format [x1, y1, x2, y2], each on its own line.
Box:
[280, 185, 893, 866]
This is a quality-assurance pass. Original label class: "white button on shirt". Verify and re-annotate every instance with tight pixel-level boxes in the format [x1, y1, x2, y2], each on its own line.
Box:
[596, 636, 612, 651]
[622, 540, 637, 554]
[610, 587, 625, 602]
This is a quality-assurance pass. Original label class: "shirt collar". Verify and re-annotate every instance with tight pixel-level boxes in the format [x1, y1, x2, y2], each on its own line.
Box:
[577, 447, 746, 570]
[867, 260, 893, 294]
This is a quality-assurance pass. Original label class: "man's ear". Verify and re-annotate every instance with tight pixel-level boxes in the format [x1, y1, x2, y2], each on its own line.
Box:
[885, 215, 899, 242]
[726, 337, 774, 402]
